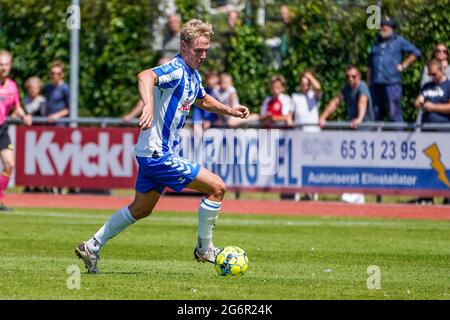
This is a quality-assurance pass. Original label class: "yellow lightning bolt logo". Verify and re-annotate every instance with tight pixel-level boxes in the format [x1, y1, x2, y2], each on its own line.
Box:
[423, 143, 450, 187]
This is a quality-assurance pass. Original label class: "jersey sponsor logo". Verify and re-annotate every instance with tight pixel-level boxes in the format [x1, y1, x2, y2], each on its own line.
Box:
[178, 99, 191, 112]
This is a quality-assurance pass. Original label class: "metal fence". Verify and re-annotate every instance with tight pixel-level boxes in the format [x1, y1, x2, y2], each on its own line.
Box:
[8, 116, 450, 132]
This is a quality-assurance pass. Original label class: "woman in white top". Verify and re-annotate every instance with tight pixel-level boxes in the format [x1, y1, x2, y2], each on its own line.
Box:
[291, 71, 321, 201]
[291, 71, 321, 132]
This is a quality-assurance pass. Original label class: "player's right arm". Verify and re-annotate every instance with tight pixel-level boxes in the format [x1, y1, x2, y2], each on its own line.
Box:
[137, 69, 157, 130]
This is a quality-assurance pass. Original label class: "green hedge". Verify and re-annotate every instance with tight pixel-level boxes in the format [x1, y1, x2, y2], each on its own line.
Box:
[1, 0, 449, 120]
[226, 0, 450, 121]
[0, 0, 156, 117]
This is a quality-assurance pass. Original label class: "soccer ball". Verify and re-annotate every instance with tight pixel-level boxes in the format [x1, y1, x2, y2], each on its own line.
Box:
[214, 246, 249, 276]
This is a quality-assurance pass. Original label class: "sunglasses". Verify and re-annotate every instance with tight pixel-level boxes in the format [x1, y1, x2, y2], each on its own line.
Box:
[435, 48, 448, 54]
[50, 71, 62, 75]
[346, 74, 357, 79]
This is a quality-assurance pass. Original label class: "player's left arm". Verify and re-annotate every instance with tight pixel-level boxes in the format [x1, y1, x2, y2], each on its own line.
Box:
[195, 94, 250, 119]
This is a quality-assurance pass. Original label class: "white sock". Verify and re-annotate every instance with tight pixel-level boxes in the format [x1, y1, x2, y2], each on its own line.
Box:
[197, 197, 221, 253]
[86, 206, 136, 254]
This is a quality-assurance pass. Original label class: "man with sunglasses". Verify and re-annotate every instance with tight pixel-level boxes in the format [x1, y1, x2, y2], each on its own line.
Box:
[43, 60, 69, 124]
[415, 59, 450, 126]
[319, 66, 374, 204]
[319, 66, 374, 130]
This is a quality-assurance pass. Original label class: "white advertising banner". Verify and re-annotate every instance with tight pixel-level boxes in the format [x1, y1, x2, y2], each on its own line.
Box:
[12, 126, 450, 196]
[180, 129, 450, 196]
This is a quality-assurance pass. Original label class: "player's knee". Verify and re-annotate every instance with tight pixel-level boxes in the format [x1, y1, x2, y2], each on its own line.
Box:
[128, 204, 153, 220]
[3, 162, 14, 174]
[131, 208, 152, 220]
[213, 179, 227, 199]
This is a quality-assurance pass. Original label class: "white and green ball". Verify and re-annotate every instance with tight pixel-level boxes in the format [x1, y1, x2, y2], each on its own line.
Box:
[214, 246, 249, 276]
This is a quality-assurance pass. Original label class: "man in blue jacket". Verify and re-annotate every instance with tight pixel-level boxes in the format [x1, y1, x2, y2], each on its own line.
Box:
[367, 17, 421, 122]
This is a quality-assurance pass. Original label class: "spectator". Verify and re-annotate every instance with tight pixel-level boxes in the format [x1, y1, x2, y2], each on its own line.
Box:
[212, 73, 240, 127]
[414, 58, 450, 205]
[292, 71, 321, 132]
[319, 66, 375, 204]
[292, 71, 321, 201]
[320, 66, 375, 129]
[43, 60, 69, 124]
[265, 4, 294, 69]
[192, 70, 219, 135]
[227, 10, 240, 31]
[420, 43, 450, 88]
[214, 73, 259, 128]
[161, 14, 181, 60]
[367, 17, 421, 122]
[279, 4, 293, 58]
[221, 10, 241, 66]
[214, 73, 240, 109]
[0, 50, 33, 210]
[416, 59, 450, 123]
[23, 77, 46, 116]
[22, 76, 47, 193]
[260, 75, 293, 127]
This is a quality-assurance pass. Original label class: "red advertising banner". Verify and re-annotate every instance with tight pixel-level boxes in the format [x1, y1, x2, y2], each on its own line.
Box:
[15, 126, 140, 189]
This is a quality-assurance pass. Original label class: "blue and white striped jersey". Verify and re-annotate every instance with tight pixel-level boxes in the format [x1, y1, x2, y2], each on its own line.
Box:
[134, 54, 206, 157]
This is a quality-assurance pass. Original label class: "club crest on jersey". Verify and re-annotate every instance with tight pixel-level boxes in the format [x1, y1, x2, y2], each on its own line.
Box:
[178, 99, 191, 111]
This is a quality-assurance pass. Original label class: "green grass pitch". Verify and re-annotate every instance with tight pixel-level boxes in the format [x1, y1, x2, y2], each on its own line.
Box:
[0, 207, 449, 300]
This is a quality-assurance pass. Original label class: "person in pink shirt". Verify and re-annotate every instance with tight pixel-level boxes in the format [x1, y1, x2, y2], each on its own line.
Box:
[0, 50, 32, 210]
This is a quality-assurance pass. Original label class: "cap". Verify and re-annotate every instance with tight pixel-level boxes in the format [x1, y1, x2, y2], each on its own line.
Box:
[380, 17, 395, 27]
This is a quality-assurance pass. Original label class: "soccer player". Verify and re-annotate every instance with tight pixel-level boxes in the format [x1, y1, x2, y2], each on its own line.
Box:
[0, 50, 33, 210]
[75, 19, 250, 273]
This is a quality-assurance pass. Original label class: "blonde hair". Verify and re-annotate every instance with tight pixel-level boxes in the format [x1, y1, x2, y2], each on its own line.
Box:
[25, 76, 42, 90]
[220, 73, 232, 81]
[0, 50, 13, 61]
[180, 19, 214, 44]
[270, 75, 286, 87]
[49, 59, 65, 71]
